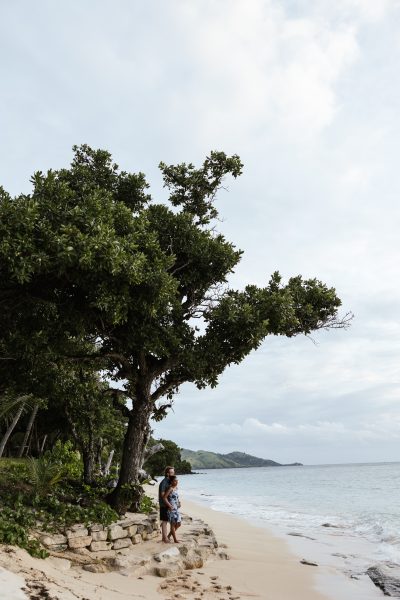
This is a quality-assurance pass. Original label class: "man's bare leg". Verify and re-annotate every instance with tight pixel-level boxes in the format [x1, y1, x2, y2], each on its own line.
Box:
[161, 520, 170, 543]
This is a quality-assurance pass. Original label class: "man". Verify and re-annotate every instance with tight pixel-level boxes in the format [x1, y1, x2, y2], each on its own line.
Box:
[159, 465, 175, 543]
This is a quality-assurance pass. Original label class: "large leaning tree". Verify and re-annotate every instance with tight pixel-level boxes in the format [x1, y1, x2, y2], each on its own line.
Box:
[0, 146, 350, 512]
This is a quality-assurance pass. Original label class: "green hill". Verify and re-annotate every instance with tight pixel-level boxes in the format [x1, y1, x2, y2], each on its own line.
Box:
[181, 449, 302, 469]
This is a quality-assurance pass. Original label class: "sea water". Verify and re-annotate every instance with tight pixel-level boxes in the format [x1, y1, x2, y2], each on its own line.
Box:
[179, 462, 400, 570]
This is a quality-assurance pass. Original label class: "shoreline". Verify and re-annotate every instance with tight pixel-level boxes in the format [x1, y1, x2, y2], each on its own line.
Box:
[0, 488, 382, 600]
[181, 494, 383, 600]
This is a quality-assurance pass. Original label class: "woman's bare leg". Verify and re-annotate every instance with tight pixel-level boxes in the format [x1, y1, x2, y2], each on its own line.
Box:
[171, 523, 180, 543]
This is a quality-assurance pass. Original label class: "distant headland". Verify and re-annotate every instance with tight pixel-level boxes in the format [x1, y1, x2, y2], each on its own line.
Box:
[181, 449, 303, 470]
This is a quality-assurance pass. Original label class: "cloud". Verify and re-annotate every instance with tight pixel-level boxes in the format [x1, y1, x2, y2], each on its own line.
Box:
[1, 1, 400, 463]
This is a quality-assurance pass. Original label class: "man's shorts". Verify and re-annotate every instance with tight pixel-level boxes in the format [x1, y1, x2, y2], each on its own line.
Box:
[159, 506, 169, 522]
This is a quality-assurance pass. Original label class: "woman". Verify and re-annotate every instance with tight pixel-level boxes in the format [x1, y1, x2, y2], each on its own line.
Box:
[163, 475, 182, 543]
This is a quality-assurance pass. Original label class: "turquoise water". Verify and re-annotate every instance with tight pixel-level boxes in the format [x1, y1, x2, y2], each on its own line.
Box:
[178, 462, 400, 565]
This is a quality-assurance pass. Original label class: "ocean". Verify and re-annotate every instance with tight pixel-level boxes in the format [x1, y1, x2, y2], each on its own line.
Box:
[179, 462, 400, 575]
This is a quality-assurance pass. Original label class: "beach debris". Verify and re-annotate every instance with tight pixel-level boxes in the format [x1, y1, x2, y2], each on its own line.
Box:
[300, 559, 318, 567]
[321, 522, 339, 528]
[367, 565, 400, 597]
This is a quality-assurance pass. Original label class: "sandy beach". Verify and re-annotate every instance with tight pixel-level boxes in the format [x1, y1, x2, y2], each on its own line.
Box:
[0, 491, 346, 600]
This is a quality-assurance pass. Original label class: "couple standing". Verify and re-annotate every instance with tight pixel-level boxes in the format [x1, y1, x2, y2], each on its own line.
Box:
[159, 465, 182, 543]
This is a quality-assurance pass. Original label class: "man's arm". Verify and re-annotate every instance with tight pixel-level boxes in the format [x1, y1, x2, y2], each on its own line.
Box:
[162, 486, 173, 509]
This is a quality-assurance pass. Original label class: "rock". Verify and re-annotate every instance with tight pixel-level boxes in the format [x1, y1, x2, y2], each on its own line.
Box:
[178, 542, 196, 556]
[113, 537, 132, 550]
[39, 533, 68, 548]
[112, 555, 151, 571]
[66, 527, 89, 539]
[89, 550, 116, 560]
[48, 544, 68, 552]
[141, 531, 148, 541]
[83, 563, 108, 573]
[155, 561, 184, 577]
[146, 530, 159, 540]
[91, 530, 108, 542]
[216, 550, 230, 560]
[90, 524, 104, 532]
[68, 523, 87, 532]
[118, 519, 136, 528]
[89, 541, 110, 552]
[300, 559, 318, 567]
[321, 523, 339, 528]
[126, 525, 138, 536]
[68, 535, 92, 549]
[108, 525, 128, 541]
[131, 534, 142, 544]
[367, 565, 400, 597]
[182, 551, 204, 570]
[288, 532, 316, 541]
[154, 546, 181, 562]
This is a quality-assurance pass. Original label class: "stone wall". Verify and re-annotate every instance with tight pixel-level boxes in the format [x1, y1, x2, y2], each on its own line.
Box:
[37, 511, 159, 554]
[33, 512, 229, 578]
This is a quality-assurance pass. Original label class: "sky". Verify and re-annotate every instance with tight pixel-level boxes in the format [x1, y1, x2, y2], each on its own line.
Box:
[1, 0, 400, 465]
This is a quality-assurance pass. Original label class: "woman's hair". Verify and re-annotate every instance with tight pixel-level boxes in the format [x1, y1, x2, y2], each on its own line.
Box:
[170, 476, 178, 486]
[164, 465, 174, 476]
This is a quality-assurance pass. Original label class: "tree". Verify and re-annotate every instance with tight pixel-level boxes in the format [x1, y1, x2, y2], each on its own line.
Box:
[0, 146, 350, 512]
[144, 438, 192, 478]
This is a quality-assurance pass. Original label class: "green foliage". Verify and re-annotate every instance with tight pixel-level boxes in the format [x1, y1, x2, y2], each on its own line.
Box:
[0, 145, 348, 511]
[0, 464, 118, 556]
[0, 510, 48, 558]
[181, 449, 284, 469]
[144, 439, 192, 477]
[44, 440, 82, 479]
[138, 494, 156, 514]
[27, 456, 63, 495]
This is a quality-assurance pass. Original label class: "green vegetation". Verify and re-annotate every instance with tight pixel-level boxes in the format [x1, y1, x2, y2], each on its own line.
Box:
[0, 145, 348, 519]
[144, 439, 192, 477]
[181, 449, 302, 469]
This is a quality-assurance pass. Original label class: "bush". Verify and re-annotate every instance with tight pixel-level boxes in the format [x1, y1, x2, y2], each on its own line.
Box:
[44, 440, 83, 479]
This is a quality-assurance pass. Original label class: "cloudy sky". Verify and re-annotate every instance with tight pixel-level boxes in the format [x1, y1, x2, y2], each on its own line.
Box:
[1, 0, 399, 464]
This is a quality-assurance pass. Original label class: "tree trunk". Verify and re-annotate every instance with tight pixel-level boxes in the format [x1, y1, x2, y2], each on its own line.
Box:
[107, 393, 151, 513]
[104, 449, 114, 476]
[82, 447, 95, 484]
[18, 403, 38, 458]
[0, 403, 25, 458]
[39, 434, 47, 455]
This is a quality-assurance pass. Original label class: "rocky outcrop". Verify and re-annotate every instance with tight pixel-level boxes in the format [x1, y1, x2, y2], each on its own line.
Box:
[367, 564, 400, 597]
[34, 511, 226, 579]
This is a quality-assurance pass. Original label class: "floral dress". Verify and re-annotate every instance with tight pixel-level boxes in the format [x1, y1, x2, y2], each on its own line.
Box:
[167, 488, 181, 524]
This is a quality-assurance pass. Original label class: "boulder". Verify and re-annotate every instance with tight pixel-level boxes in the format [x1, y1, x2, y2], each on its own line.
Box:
[154, 546, 181, 562]
[39, 534, 67, 548]
[83, 563, 108, 573]
[154, 561, 184, 577]
[66, 527, 89, 540]
[112, 538, 132, 550]
[91, 530, 108, 542]
[182, 551, 204, 570]
[89, 524, 104, 532]
[108, 525, 128, 541]
[89, 541, 110, 552]
[68, 535, 92, 549]
[367, 565, 400, 597]
[131, 534, 142, 545]
[126, 525, 138, 536]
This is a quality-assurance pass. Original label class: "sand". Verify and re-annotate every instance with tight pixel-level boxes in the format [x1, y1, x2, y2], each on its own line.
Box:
[0, 493, 335, 600]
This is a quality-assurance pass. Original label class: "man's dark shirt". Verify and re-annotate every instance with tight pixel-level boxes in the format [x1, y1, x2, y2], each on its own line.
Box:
[159, 476, 170, 507]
